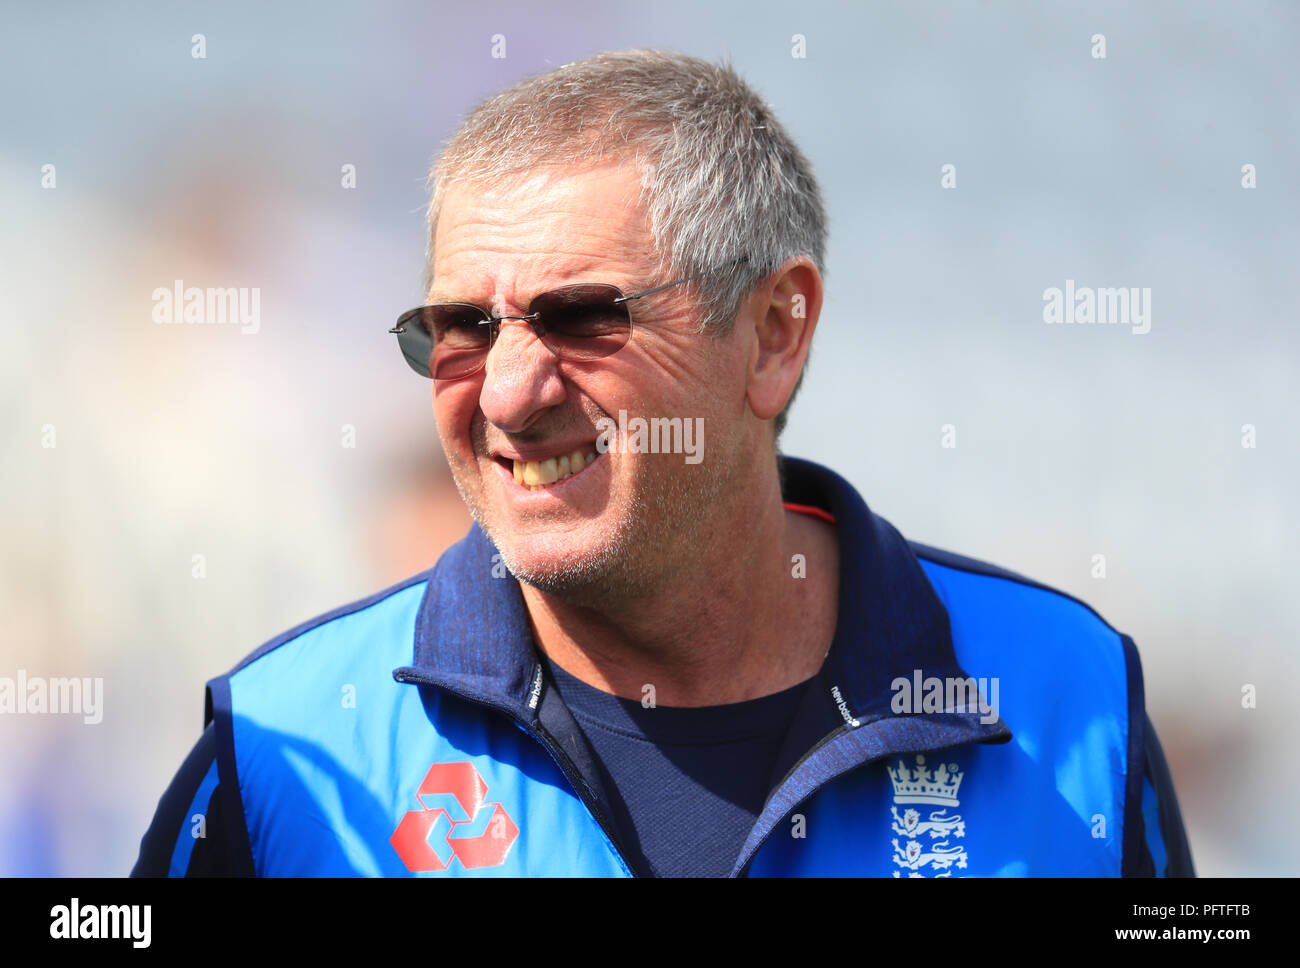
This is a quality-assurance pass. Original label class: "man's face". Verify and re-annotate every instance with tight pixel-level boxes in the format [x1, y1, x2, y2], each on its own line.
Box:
[428, 162, 752, 600]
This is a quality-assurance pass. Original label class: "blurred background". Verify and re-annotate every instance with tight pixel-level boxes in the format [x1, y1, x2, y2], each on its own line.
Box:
[1, 0, 1295, 876]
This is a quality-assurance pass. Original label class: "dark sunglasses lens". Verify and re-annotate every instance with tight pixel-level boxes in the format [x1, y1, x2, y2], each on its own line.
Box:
[393, 308, 435, 378]
[530, 285, 631, 361]
[417, 304, 491, 381]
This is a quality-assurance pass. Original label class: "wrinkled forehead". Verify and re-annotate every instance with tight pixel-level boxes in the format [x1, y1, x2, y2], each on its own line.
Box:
[428, 162, 659, 303]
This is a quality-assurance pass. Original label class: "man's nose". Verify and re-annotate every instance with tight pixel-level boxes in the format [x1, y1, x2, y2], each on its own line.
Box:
[477, 318, 567, 433]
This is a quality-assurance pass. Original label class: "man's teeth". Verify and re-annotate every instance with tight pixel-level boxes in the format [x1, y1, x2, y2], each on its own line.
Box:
[512, 449, 598, 489]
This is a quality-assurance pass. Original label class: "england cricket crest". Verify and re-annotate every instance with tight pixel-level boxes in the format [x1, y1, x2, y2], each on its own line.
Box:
[888, 753, 968, 877]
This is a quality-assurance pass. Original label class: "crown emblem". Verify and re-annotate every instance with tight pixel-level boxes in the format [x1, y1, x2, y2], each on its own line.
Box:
[887, 754, 964, 805]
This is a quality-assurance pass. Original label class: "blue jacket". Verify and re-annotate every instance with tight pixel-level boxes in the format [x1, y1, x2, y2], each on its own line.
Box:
[132, 456, 1193, 877]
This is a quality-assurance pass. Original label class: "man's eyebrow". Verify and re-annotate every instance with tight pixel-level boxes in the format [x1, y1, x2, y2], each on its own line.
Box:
[424, 289, 473, 305]
[427, 268, 651, 305]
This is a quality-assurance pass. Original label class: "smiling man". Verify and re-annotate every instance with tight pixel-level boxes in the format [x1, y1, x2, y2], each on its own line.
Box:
[134, 49, 1192, 878]
[424, 160, 836, 712]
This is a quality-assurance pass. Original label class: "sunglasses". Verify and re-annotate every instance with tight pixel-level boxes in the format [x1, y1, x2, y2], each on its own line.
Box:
[390, 256, 749, 381]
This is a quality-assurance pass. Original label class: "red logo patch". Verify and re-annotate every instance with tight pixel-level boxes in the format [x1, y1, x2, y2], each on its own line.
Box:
[390, 762, 518, 872]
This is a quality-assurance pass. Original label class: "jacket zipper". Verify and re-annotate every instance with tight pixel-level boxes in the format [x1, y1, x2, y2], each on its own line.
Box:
[393, 669, 639, 877]
[528, 719, 640, 877]
[730, 723, 848, 877]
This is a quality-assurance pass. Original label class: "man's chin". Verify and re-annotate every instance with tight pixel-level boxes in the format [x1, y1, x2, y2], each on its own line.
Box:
[457, 461, 675, 602]
[493, 533, 629, 599]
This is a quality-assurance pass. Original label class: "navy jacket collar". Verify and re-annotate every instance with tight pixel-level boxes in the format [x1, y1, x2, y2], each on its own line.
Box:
[394, 521, 539, 719]
[778, 456, 1003, 723]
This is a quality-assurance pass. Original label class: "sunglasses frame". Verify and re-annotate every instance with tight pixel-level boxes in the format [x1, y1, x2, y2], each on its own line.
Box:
[390, 255, 750, 381]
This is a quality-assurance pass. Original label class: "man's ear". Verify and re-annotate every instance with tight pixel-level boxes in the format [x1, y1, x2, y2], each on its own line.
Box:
[745, 258, 823, 422]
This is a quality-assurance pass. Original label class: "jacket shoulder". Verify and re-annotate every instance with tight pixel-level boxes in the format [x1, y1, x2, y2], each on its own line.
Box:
[907, 539, 1136, 729]
[220, 568, 438, 685]
[197, 568, 441, 876]
[908, 541, 1131, 672]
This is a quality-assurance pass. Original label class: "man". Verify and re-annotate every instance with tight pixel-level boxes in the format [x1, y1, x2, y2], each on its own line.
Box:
[133, 49, 1192, 877]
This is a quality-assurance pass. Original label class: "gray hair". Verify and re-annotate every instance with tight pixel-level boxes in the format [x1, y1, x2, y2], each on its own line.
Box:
[424, 49, 828, 438]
